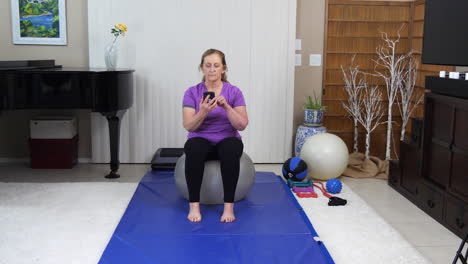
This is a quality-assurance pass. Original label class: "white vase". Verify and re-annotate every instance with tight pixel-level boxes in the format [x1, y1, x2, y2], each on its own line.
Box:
[104, 42, 118, 70]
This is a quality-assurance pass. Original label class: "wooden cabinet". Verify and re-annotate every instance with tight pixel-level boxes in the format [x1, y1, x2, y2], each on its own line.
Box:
[389, 78, 468, 239]
[400, 140, 421, 195]
[450, 108, 468, 204]
[418, 182, 444, 222]
[389, 140, 421, 202]
[445, 196, 468, 235]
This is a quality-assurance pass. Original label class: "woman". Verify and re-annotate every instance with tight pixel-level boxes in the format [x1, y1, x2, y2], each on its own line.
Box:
[182, 49, 249, 223]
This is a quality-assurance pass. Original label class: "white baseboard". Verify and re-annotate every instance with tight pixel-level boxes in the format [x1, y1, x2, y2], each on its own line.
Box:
[0, 158, 92, 164]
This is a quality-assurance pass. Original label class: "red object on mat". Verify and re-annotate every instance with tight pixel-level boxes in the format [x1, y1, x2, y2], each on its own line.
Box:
[29, 136, 78, 169]
[313, 182, 332, 198]
[297, 192, 318, 198]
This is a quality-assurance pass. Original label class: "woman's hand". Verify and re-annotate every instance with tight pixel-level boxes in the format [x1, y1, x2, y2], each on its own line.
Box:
[199, 95, 218, 114]
[183, 96, 218, 132]
[216, 95, 230, 110]
[217, 95, 248, 131]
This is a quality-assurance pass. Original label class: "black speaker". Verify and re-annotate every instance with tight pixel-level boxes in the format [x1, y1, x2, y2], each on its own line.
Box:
[410, 117, 423, 147]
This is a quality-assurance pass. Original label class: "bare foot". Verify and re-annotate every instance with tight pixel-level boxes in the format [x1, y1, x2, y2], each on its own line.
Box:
[220, 203, 236, 223]
[187, 202, 202, 222]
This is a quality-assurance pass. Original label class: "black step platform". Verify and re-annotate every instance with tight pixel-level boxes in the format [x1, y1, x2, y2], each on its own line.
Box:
[151, 148, 184, 170]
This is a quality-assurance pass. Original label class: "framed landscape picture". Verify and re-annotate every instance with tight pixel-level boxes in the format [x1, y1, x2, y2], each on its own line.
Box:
[10, 0, 67, 45]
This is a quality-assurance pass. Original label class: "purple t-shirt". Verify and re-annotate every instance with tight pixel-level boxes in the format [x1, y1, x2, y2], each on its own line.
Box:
[183, 82, 246, 144]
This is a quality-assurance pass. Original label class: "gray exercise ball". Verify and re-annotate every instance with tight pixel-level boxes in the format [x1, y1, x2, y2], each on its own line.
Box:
[174, 152, 256, 204]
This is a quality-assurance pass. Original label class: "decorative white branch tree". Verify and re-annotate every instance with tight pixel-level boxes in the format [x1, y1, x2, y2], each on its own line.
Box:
[398, 56, 424, 141]
[354, 85, 385, 160]
[341, 56, 366, 153]
[374, 31, 411, 160]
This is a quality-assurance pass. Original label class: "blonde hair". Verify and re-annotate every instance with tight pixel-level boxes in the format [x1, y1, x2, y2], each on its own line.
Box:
[199, 49, 228, 83]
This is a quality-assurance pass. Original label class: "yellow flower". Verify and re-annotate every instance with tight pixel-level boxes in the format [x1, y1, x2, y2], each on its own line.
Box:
[110, 23, 128, 38]
[116, 23, 127, 33]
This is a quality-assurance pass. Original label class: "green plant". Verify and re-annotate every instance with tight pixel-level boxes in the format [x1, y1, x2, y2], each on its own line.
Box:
[304, 92, 327, 111]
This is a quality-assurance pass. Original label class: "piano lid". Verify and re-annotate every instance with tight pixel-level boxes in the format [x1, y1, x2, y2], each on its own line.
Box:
[0, 60, 60, 71]
[23, 67, 135, 73]
[0, 60, 134, 73]
[0, 60, 134, 112]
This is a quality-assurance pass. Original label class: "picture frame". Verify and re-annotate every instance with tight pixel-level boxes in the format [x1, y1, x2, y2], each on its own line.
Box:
[10, 0, 67, 45]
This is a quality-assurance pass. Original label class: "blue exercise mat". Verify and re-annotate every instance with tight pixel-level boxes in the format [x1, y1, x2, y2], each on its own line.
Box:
[99, 171, 335, 264]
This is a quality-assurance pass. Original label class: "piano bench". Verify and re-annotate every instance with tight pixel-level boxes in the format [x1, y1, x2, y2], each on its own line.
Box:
[29, 136, 78, 169]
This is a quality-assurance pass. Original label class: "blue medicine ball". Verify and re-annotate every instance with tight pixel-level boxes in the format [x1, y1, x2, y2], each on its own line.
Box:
[326, 178, 342, 194]
[282, 157, 308, 182]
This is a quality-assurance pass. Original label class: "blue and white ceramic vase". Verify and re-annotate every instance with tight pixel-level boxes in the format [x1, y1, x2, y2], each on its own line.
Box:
[303, 109, 324, 127]
[295, 125, 327, 157]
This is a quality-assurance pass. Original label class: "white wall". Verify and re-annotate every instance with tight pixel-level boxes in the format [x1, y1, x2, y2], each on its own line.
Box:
[88, 0, 296, 163]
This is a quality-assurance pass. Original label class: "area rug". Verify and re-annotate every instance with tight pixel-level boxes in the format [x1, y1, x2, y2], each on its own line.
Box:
[295, 182, 430, 264]
[0, 182, 138, 264]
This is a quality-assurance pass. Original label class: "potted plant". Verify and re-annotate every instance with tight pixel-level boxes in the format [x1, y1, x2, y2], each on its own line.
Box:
[303, 92, 326, 127]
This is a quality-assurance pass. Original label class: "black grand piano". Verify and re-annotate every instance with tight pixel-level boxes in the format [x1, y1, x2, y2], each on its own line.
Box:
[0, 60, 134, 179]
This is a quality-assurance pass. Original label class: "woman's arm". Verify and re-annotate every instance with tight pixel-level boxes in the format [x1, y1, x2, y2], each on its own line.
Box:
[183, 107, 205, 132]
[216, 95, 248, 131]
[183, 96, 218, 132]
[225, 105, 249, 131]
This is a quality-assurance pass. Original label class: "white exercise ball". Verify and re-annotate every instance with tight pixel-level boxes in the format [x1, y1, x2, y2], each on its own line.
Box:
[299, 133, 349, 181]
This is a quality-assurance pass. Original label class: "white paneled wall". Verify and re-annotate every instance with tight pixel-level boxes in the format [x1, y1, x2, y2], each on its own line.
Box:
[88, 0, 296, 163]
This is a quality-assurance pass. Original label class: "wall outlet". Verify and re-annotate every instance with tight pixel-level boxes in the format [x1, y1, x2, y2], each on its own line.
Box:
[295, 54, 302, 66]
[296, 39, 302, 51]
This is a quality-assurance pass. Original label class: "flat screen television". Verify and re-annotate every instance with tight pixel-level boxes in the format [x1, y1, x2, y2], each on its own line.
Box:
[422, 0, 468, 66]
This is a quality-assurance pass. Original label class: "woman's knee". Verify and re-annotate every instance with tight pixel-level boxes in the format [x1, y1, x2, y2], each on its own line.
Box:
[217, 137, 243, 158]
[184, 137, 212, 157]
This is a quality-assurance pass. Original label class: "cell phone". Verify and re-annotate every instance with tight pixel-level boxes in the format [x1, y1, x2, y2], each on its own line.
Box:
[203, 91, 215, 101]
